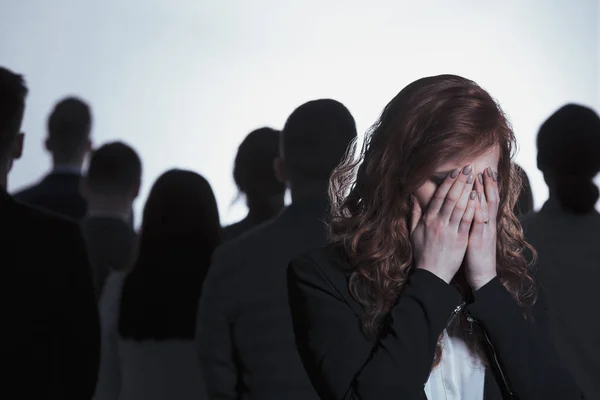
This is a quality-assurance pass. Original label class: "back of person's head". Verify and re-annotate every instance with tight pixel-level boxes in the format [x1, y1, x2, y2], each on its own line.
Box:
[119, 169, 221, 340]
[84, 141, 142, 199]
[279, 99, 357, 192]
[0, 67, 27, 171]
[46, 97, 92, 164]
[537, 104, 600, 214]
[233, 127, 285, 203]
[513, 164, 534, 217]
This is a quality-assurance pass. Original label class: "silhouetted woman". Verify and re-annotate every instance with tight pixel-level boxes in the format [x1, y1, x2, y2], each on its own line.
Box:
[523, 104, 600, 400]
[222, 127, 286, 242]
[287, 75, 582, 400]
[94, 169, 220, 400]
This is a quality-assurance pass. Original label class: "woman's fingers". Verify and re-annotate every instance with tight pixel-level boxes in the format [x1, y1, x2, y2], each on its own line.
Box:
[458, 190, 477, 235]
[426, 167, 462, 216]
[484, 166, 499, 221]
[410, 195, 423, 234]
[439, 165, 474, 218]
[470, 175, 489, 237]
[449, 170, 475, 227]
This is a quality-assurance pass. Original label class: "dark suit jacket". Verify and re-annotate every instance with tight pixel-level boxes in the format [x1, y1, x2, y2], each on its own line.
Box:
[222, 211, 280, 243]
[288, 245, 584, 400]
[81, 215, 137, 298]
[0, 187, 100, 399]
[14, 171, 87, 220]
[197, 198, 327, 400]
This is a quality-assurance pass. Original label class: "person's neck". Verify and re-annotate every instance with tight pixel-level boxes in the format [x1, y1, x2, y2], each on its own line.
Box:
[246, 197, 284, 221]
[87, 197, 132, 222]
[52, 162, 82, 175]
[290, 183, 329, 204]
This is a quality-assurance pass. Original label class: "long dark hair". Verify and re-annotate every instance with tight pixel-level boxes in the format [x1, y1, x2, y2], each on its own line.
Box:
[119, 169, 221, 340]
[329, 74, 536, 363]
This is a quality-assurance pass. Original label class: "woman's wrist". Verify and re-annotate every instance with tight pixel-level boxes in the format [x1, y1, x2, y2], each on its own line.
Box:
[415, 265, 454, 284]
[468, 273, 497, 291]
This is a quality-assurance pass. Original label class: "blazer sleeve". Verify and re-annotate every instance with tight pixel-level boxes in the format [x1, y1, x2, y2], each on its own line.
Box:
[57, 223, 101, 400]
[466, 277, 584, 400]
[287, 255, 463, 400]
[196, 246, 241, 400]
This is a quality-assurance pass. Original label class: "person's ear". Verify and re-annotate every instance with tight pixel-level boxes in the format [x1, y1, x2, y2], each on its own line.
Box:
[11, 133, 24, 160]
[273, 157, 287, 184]
[80, 177, 90, 199]
[132, 182, 141, 199]
[44, 137, 52, 152]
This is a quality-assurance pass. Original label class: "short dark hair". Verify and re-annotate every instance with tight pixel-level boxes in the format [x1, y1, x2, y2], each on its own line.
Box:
[537, 103, 600, 213]
[282, 99, 357, 187]
[47, 96, 92, 160]
[0, 67, 27, 155]
[86, 142, 142, 196]
[233, 127, 285, 199]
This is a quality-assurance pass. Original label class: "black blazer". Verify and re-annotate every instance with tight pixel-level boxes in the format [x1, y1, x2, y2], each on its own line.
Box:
[0, 188, 100, 399]
[14, 171, 87, 220]
[287, 245, 584, 400]
[197, 198, 328, 400]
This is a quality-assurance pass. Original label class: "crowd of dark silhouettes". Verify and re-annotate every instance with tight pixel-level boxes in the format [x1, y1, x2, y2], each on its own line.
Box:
[1, 64, 599, 400]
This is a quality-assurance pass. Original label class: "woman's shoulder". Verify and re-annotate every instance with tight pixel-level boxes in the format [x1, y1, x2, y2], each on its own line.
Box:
[289, 244, 352, 289]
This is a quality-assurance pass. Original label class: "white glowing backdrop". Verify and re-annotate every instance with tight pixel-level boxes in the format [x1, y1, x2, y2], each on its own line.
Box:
[1, 0, 599, 226]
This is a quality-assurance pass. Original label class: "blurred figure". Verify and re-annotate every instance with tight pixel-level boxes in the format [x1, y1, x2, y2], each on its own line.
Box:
[514, 163, 534, 217]
[223, 127, 286, 242]
[522, 104, 600, 400]
[94, 169, 219, 400]
[81, 141, 142, 298]
[14, 96, 92, 219]
[197, 99, 357, 400]
[0, 67, 99, 398]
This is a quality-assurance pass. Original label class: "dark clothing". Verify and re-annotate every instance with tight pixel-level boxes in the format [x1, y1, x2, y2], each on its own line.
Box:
[81, 215, 137, 298]
[0, 188, 100, 399]
[288, 245, 584, 400]
[522, 199, 600, 399]
[14, 171, 87, 220]
[222, 210, 279, 243]
[197, 198, 328, 400]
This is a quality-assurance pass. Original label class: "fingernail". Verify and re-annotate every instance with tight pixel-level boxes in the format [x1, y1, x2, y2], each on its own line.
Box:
[467, 174, 474, 184]
[493, 172, 498, 182]
[450, 168, 460, 179]
[478, 192, 483, 201]
[462, 165, 472, 175]
[487, 167, 493, 177]
[477, 173, 483, 185]
[470, 190, 476, 200]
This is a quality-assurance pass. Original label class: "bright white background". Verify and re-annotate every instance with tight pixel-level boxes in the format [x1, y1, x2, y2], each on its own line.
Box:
[1, 0, 599, 227]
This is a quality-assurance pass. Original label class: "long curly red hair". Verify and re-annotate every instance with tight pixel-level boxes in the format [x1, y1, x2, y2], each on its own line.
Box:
[329, 74, 537, 363]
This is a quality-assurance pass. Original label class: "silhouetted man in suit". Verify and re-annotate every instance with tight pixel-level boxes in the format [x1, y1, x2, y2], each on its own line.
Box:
[0, 67, 100, 398]
[14, 96, 92, 219]
[197, 99, 357, 400]
[81, 141, 141, 298]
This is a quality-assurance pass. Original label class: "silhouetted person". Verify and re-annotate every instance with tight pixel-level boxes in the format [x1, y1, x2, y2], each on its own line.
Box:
[222, 127, 286, 242]
[522, 104, 600, 400]
[197, 99, 357, 400]
[94, 169, 220, 400]
[0, 67, 99, 398]
[14, 96, 92, 219]
[514, 164, 534, 217]
[81, 141, 142, 298]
